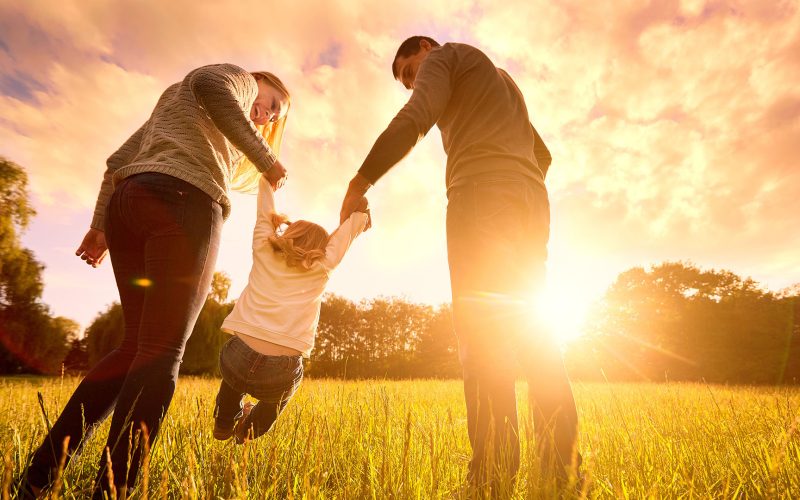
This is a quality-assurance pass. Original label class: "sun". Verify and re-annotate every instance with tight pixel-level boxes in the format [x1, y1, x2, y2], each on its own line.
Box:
[529, 281, 592, 347]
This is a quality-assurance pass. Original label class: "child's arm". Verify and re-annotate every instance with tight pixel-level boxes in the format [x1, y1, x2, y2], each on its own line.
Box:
[252, 174, 278, 248]
[322, 197, 370, 270]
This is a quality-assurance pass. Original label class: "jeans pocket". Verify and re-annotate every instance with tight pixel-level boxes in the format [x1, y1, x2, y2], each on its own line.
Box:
[473, 181, 528, 222]
[219, 338, 246, 390]
[123, 177, 188, 235]
[248, 357, 303, 401]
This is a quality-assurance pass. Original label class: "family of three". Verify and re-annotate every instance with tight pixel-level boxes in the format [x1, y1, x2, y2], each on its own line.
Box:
[19, 36, 580, 498]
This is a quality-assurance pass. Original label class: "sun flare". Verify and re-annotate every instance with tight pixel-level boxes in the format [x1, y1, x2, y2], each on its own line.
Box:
[531, 282, 593, 347]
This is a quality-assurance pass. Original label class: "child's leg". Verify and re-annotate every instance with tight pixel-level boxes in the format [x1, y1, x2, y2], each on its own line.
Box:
[236, 356, 303, 442]
[213, 378, 244, 440]
[214, 378, 245, 428]
[240, 393, 289, 440]
[214, 337, 251, 440]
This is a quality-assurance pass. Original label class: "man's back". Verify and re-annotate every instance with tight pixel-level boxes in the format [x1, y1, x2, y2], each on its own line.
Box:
[398, 43, 547, 188]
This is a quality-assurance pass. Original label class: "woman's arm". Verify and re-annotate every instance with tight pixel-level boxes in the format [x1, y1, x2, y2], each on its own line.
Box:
[80, 121, 147, 266]
[90, 122, 147, 231]
[189, 64, 277, 174]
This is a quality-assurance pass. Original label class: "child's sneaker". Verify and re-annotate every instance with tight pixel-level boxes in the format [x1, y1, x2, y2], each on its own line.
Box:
[213, 402, 252, 441]
[233, 402, 255, 444]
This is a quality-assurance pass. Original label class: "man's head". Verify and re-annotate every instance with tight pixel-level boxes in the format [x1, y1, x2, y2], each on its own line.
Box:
[392, 36, 441, 90]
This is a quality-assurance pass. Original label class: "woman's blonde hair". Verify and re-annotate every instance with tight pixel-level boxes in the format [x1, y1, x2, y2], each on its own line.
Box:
[231, 71, 291, 193]
[268, 213, 330, 269]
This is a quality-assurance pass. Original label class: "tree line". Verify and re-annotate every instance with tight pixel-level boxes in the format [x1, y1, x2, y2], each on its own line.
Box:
[71, 276, 460, 379]
[2, 158, 799, 383]
[1, 158, 77, 374]
[568, 262, 800, 384]
[23, 264, 800, 384]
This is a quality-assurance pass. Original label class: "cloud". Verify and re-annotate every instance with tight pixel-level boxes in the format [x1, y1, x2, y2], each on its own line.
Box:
[2, 0, 799, 327]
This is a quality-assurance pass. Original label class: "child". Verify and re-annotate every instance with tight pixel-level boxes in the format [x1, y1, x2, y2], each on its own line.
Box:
[213, 175, 370, 443]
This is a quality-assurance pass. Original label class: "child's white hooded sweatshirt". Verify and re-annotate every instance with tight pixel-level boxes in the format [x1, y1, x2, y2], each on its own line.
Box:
[221, 176, 368, 356]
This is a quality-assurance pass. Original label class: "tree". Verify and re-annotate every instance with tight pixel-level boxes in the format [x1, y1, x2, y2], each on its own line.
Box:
[311, 294, 361, 377]
[0, 157, 73, 374]
[776, 285, 800, 383]
[63, 336, 90, 373]
[0, 158, 35, 270]
[85, 302, 125, 366]
[84, 272, 235, 374]
[181, 272, 233, 374]
[309, 295, 458, 379]
[412, 304, 460, 378]
[209, 271, 232, 303]
[569, 262, 795, 383]
[1, 157, 38, 309]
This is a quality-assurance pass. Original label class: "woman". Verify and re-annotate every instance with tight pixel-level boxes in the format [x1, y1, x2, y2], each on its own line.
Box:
[21, 64, 291, 499]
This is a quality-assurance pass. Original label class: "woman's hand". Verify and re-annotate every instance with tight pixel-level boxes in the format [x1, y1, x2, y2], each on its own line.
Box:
[76, 228, 108, 268]
[266, 158, 288, 190]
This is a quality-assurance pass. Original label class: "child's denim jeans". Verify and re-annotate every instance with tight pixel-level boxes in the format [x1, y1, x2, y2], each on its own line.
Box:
[214, 336, 303, 440]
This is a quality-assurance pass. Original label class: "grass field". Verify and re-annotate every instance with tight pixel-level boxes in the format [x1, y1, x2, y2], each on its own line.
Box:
[1, 377, 799, 498]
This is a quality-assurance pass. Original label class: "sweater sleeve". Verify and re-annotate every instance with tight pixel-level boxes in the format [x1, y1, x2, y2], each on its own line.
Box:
[252, 174, 277, 248]
[90, 122, 147, 230]
[358, 49, 453, 184]
[322, 212, 369, 270]
[189, 64, 277, 173]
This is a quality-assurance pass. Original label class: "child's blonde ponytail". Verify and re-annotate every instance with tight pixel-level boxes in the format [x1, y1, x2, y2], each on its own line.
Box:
[268, 218, 330, 270]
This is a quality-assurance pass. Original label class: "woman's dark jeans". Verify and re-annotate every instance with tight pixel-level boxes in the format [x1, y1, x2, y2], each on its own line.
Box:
[25, 172, 222, 498]
[446, 176, 580, 483]
[214, 336, 303, 440]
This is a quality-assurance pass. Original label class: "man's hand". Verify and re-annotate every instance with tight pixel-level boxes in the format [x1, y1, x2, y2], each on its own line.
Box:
[340, 173, 372, 224]
[265, 158, 288, 190]
[354, 196, 372, 230]
[76, 228, 108, 268]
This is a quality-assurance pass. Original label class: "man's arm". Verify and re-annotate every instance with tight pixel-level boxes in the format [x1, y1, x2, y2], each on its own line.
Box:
[531, 124, 552, 178]
[341, 50, 453, 222]
[356, 117, 423, 186]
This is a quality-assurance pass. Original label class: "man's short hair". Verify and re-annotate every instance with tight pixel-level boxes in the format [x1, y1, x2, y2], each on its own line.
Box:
[392, 36, 441, 78]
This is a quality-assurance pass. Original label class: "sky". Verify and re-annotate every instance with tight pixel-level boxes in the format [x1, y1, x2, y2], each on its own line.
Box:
[1, 0, 798, 338]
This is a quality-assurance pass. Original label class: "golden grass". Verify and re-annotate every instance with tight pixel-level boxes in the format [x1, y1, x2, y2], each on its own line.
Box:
[1, 377, 799, 498]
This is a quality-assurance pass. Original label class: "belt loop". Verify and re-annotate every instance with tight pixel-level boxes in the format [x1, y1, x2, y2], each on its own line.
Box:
[250, 354, 261, 375]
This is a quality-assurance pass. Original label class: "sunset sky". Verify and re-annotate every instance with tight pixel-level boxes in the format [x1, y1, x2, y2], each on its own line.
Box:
[1, 0, 798, 337]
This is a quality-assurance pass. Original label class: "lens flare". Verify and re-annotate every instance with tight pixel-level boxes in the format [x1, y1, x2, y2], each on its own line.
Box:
[529, 283, 590, 347]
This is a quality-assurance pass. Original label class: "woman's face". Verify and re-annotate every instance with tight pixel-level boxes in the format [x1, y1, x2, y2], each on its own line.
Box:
[251, 80, 289, 126]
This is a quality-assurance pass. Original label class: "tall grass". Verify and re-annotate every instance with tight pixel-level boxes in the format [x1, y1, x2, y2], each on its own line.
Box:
[1, 377, 799, 498]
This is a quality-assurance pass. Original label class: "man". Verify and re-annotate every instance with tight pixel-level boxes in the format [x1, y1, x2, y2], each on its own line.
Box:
[340, 36, 581, 487]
